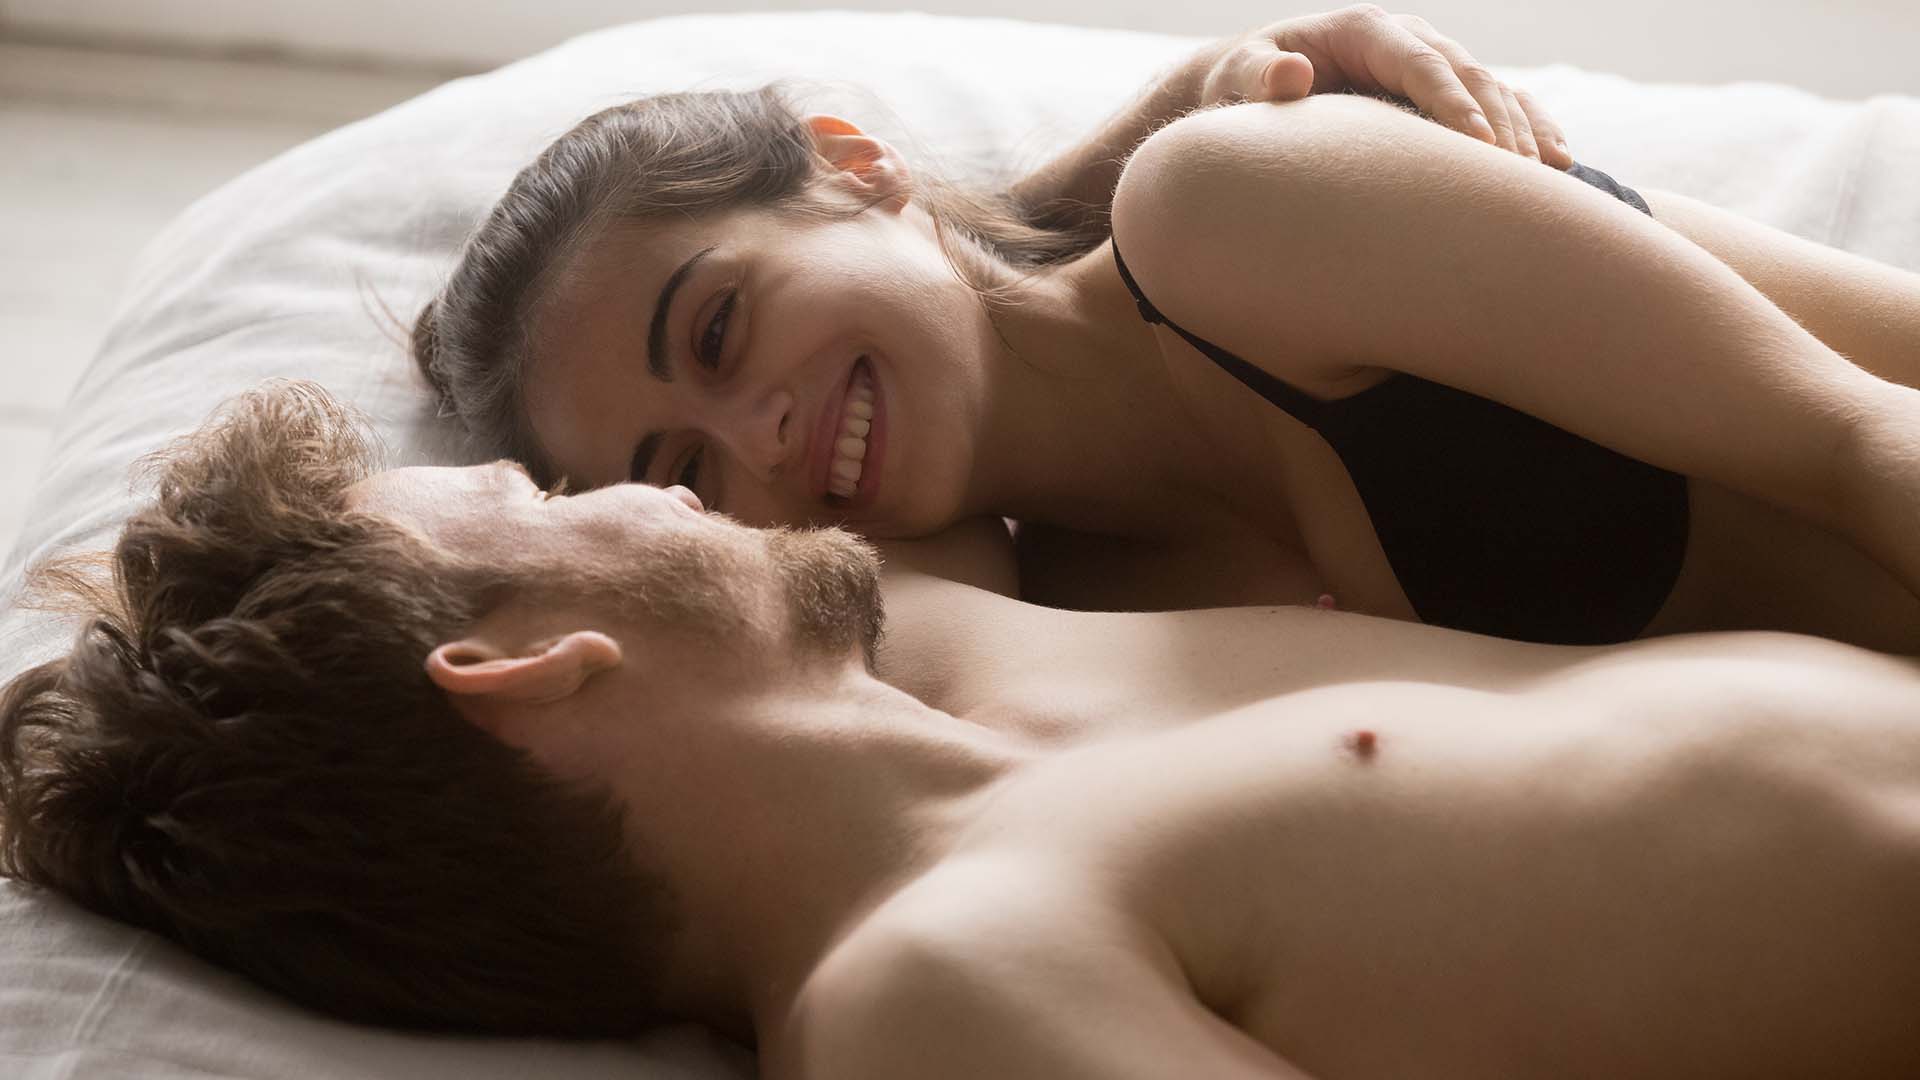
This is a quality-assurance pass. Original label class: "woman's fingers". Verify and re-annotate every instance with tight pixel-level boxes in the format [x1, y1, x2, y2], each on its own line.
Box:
[1262, 49, 1317, 100]
[1325, 7, 1494, 147]
[1203, 40, 1314, 105]
[1192, 7, 1573, 167]
[1388, 13, 1515, 154]
[1512, 85, 1573, 168]
[1501, 84, 1539, 160]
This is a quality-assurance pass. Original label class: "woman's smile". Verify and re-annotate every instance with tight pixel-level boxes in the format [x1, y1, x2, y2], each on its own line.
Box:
[506, 164, 1023, 546]
[817, 354, 885, 510]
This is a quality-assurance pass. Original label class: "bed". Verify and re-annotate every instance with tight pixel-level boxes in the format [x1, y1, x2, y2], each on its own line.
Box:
[4, 11, 1919, 1078]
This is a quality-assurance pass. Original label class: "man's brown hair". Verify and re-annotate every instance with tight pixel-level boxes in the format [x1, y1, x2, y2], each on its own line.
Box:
[0, 382, 674, 1036]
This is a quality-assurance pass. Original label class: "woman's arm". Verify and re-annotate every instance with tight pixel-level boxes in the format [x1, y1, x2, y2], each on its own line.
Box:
[1108, 93, 1920, 600]
[1004, 6, 1570, 234]
[1636, 188, 1920, 390]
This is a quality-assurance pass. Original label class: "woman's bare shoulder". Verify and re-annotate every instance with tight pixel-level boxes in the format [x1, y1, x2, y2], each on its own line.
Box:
[1109, 97, 1416, 386]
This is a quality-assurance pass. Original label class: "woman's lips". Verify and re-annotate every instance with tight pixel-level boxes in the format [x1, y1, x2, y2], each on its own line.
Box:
[809, 358, 860, 500]
[846, 359, 884, 509]
[810, 355, 884, 510]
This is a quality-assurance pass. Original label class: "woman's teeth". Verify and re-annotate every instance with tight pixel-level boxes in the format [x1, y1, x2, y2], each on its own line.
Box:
[829, 364, 877, 498]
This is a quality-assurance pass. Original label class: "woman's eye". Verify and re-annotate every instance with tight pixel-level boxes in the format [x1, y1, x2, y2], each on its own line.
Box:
[676, 447, 704, 492]
[697, 292, 736, 371]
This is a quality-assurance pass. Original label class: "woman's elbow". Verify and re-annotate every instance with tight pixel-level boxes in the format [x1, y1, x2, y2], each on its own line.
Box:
[1122, 95, 1440, 195]
[1114, 95, 1460, 254]
[1111, 94, 1455, 303]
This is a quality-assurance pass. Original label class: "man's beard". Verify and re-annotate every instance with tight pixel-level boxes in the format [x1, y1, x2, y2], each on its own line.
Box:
[546, 521, 884, 666]
[763, 526, 885, 667]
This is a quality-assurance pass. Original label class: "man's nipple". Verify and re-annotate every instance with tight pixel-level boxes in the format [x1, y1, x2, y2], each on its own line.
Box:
[1342, 729, 1379, 762]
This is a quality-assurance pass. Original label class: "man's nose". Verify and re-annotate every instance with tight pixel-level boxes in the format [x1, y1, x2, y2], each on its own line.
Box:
[662, 485, 705, 513]
[713, 387, 797, 482]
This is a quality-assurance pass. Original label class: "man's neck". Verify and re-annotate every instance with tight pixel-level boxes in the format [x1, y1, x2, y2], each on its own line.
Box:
[639, 665, 1030, 1034]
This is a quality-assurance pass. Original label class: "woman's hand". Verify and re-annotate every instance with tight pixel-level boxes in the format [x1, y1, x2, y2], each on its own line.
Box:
[1192, 5, 1572, 168]
[1003, 7, 1568, 233]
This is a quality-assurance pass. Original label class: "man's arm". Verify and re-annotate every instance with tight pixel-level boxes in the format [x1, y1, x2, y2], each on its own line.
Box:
[1003, 6, 1572, 234]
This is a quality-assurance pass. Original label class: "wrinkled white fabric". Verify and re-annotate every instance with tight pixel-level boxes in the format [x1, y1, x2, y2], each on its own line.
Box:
[2, 11, 1917, 1078]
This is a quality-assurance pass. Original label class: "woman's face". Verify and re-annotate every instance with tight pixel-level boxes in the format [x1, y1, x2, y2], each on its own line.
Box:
[522, 200, 993, 538]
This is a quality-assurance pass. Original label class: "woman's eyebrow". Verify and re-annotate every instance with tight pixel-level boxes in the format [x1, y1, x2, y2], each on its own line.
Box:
[646, 244, 718, 380]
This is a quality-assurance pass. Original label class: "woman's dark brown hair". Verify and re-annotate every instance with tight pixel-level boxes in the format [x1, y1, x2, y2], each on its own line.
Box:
[414, 80, 1106, 483]
[0, 381, 675, 1037]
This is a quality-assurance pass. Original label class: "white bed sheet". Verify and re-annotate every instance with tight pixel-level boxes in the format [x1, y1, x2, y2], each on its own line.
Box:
[3, 11, 1918, 1077]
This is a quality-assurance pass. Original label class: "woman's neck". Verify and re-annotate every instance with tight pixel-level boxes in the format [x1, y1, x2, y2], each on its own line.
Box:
[962, 240, 1224, 539]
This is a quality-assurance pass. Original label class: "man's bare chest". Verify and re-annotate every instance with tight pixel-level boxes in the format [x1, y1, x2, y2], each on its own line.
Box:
[956, 677, 1920, 1078]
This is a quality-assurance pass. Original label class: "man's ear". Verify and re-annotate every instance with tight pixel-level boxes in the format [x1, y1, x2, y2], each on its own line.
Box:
[805, 114, 913, 212]
[425, 630, 624, 708]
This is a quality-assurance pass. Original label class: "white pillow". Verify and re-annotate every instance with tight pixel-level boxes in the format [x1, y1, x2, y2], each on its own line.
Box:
[0, 883, 752, 1079]
[4, 11, 1918, 1078]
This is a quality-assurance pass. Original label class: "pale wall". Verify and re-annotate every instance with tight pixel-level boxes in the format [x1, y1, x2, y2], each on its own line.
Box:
[2, 0, 1916, 100]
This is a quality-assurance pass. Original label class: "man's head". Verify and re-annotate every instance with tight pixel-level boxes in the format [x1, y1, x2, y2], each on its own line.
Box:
[0, 380, 883, 1035]
[348, 452, 885, 689]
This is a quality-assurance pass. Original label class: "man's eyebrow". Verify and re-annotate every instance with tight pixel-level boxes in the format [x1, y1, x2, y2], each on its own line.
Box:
[646, 244, 719, 382]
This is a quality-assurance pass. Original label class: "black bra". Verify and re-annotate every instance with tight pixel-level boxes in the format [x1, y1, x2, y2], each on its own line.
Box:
[1112, 162, 1689, 645]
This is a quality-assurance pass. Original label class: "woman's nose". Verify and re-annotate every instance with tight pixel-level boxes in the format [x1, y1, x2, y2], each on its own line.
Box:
[714, 387, 797, 482]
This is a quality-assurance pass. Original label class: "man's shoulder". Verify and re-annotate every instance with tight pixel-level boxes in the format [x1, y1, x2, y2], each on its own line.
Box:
[763, 878, 1014, 1077]
[801, 858, 1087, 1007]
[764, 861, 1149, 1077]
[763, 859, 1294, 1079]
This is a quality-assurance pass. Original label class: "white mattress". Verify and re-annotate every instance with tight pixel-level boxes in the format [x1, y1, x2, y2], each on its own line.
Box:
[4, 11, 1919, 1077]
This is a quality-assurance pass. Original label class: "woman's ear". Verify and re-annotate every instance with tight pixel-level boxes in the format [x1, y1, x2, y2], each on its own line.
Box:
[804, 114, 913, 212]
[425, 630, 624, 710]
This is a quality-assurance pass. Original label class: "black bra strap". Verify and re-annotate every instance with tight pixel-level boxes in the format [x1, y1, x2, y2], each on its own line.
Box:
[1111, 241, 1328, 429]
[1110, 161, 1654, 435]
